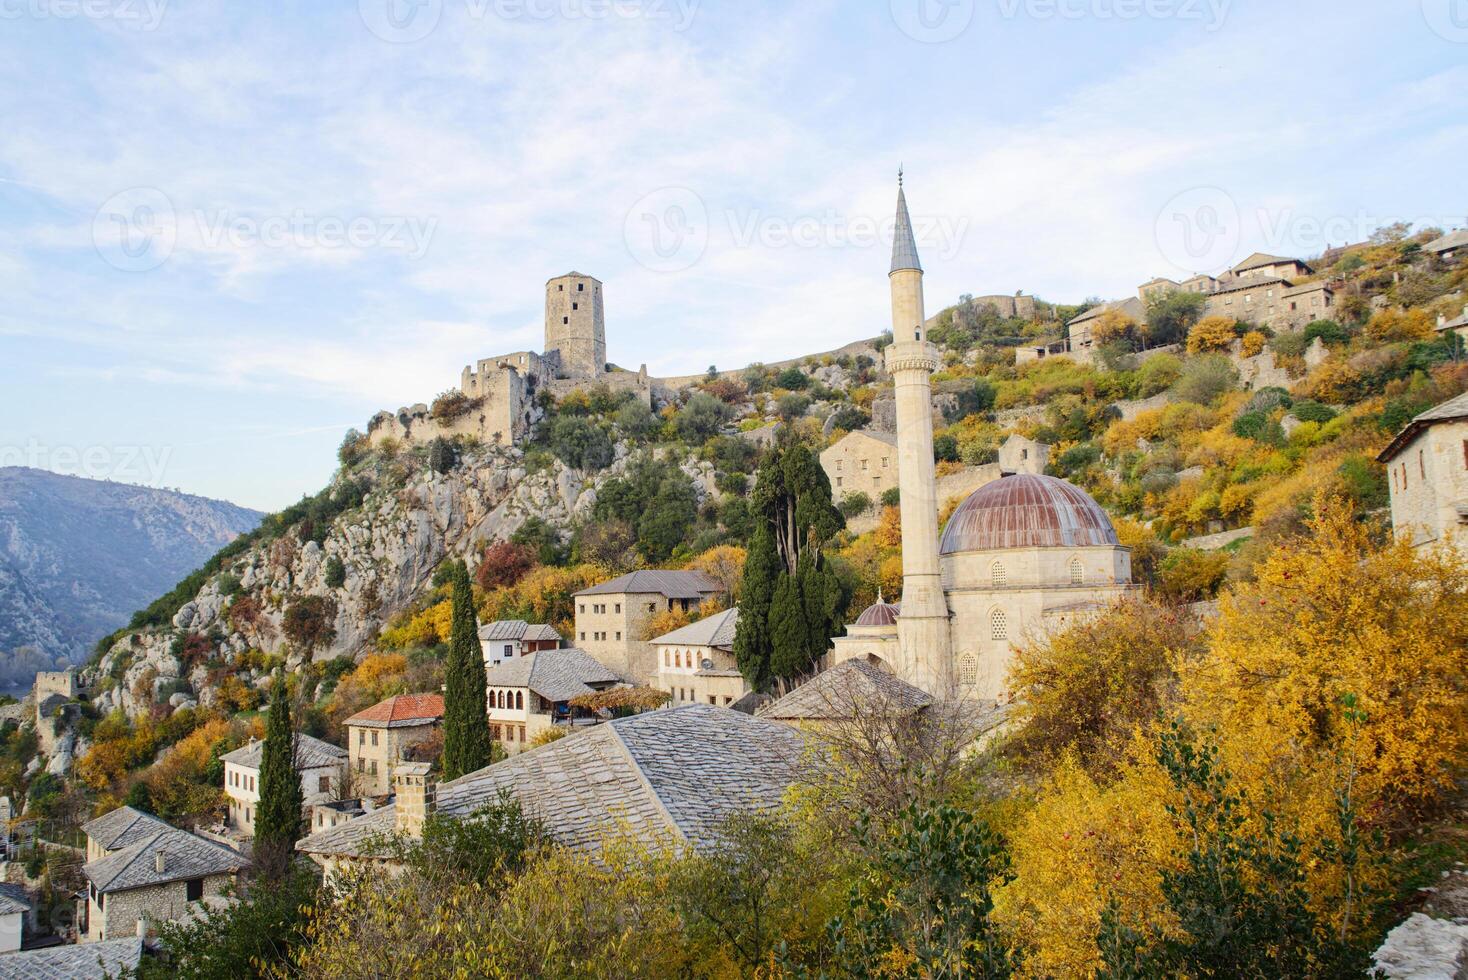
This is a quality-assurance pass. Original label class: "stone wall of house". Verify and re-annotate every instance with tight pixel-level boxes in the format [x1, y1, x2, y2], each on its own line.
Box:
[348, 723, 438, 797]
[821, 432, 899, 504]
[1386, 420, 1468, 554]
[89, 873, 233, 942]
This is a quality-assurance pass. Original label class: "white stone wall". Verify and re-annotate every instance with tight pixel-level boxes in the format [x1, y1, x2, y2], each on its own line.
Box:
[225, 760, 344, 836]
[0, 910, 20, 953]
[1386, 420, 1468, 554]
[88, 873, 233, 942]
[576, 591, 709, 685]
[821, 432, 899, 503]
[348, 723, 437, 796]
[654, 642, 749, 707]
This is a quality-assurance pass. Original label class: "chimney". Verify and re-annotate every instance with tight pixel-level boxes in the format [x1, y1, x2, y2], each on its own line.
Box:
[154, 850, 166, 874]
[393, 763, 436, 839]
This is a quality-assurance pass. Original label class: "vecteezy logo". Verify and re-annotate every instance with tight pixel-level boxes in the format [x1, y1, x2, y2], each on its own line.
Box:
[359, 0, 442, 43]
[93, 187, 177, 272]
[1153, 186, 1241, 274]
[1422, 0, 1468, 41]
[890, 0, 975, 43]
[624, 187, 709, 273]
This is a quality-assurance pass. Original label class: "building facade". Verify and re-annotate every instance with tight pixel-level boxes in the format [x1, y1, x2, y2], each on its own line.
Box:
[478, 620, 562, 669]
[821, 430, 899, 503]
[81, 824, 241, 942]
[221, 734, 347, 838]
[484, 647, 624, 753]
[1378, 392, 1468, 555]
[651, 607, 749, 707]
[573, 570, 724, 684]
[343, 694, 444, 796]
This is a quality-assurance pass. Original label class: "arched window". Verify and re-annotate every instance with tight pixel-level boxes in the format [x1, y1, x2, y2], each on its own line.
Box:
[990, 608, 1008, 641]
[959, 653, 978, 685]
[515, 691, 523, 711]
[497, 690, 505, 709]
[1069, 557, 1084, 585]
[991, 562, 1007, 588]
[664, 650, 670, 667]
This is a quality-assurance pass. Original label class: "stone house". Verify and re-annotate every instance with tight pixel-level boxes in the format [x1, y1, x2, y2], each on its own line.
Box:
[573, 570, 724, 684]
[221, 733, 348, 838]
[1018, 297, 1149, 367]
[0, 883, 32, 952]
[81, 824, 242, 942]
[1436, 305, 1468, 345]
[478, 620, 562, 669]
[297, 705, 812, 879]
[1227, 251, 1313, 281]
[1201, 276, 1333, 331]
[81, 806, 173, 864]
[820, 430, 899, 503]
[1425, 230, 1468, 262]
[343, 694, 445, 797]
[484, 647, 624, 753]
[1377, 392, 1468, 555]
[651, 608, 748, 708]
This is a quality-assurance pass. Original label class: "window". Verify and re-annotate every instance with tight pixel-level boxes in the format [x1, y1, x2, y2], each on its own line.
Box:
[515, 691, 523, 710]
[1069, 557, 1084, 585]
[558, 284, 563, 291]
[836, 477, 843, 487]
[990, 608, 1008, 640]
[615, 631, 622, 641]
[615, 603, 622, 613]
[491, 724, 501, 740]
[882, 457, 889, 467]
[369, 760, 378, 775]
[358, 730, 365, 746]
[664, 650, 670, 667]
[860, 459, 868, 471]
[577, 283, 584, 291]
[1462, 440, 1467, 469]
[991, 562, 1007, 587]
[572, 302, 578, 310]
[503, 644, 513, 657]
[723, 697, 732, 705]
[318, 776, 330, 793]
[708, 695, 716, 704]
[357, 758, 364, 772]
[1419, 450, 1425, 479]
[562, 316, 569, 325]
[370, 731, 378, 746]
[578, 603, 585, 613]
[959, 654, 978, 685]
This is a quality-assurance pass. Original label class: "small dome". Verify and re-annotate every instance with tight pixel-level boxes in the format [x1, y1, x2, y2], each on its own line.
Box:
[854, 597, 901, 627]
[940, 474, 1119, 554]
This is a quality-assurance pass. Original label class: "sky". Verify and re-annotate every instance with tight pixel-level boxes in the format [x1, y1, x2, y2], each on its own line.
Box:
[0, 0, 1463, 511]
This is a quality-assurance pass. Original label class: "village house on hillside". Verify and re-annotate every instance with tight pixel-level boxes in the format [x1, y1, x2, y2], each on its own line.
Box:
[483, 647, 624, 754]
[0, 883, 32, 953]
[81, 806, 170, 864]
[343, 694, 444, 796]
[297, 705, 811, 880]
[80, 819, 243, 942]
[820, 430, 898, 501]
[478, 619, 562, 668]
[573, 570, 724, 685]
[650, 607, 748, 708]
[221, 733, 348, 838]
[1378, 391, 1468, 555]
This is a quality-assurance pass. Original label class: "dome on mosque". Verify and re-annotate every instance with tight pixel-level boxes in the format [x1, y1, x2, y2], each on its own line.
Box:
[853, 595, 901, 627]
[939, 474, 1119, 554]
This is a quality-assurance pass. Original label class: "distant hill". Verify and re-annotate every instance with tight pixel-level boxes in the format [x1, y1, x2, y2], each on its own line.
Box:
[0, 468, 262, 680]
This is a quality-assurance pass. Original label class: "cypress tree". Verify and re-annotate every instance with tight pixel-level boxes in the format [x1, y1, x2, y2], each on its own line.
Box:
[441, 561, 491, 780]
[735, 522, 780, 690]
[768, 571, 808, 681]
[254, 673, 303, 878]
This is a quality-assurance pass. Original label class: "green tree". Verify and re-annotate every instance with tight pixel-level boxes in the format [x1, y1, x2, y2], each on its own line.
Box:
[637, 473, 698, 561]
[440, 562, 491, 781]
[734, 523, 780, 690]
[254, 673, 304, 879]
[323, 556, 346, 589]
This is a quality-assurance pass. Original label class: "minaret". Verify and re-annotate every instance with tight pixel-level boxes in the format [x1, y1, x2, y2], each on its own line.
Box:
[884, 170, 953, 697]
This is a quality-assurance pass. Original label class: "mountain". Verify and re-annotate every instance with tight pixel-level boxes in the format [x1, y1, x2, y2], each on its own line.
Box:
[0, 468, 263, 678]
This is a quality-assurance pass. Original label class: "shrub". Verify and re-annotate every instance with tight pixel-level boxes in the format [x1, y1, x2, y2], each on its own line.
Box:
[1291, 399, 1335, 423]
[1303, 318, 1350, 345]
[1245, 386, 1292, 413]
[932, 434, 959, 462]
[1239, 330, 1267, 357]
[838, 492, 873, 519]
[1185, 316, 1238, 354]
[828, 405, 870, 433]
[430, 390, 475, 423]
[1156, 548, 1229, 602]
[427, 437, 459, 474]
[283, 596, 338, 657]
[323, 556, 346, 589]
[338, 429, 370, 467]
[776, 393, 811, 422]
[676, 393, 733, 443]
[1231, 412, 1282, 445]
[547, 415, 613, 472]
[775, 367, 809, 390]
[475, 541, 538, 591]
[880, 487, 901, 508]
[1171, 355, 1239, 405]
[1134, 353, 1183, 397]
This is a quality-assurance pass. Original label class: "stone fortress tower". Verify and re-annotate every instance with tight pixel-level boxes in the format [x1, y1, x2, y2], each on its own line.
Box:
[543, 272, 607, 380]
[884, 170, 956, 697]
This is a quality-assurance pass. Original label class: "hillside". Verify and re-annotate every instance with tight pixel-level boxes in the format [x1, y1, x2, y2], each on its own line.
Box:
[0, 469, 262, 682]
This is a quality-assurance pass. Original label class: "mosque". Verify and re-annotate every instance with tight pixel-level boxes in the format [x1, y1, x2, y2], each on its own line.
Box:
[828, 175, 1136, 701]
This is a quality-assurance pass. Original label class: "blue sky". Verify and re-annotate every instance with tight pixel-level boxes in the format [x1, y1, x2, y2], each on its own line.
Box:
[1, 0, 1463, 511]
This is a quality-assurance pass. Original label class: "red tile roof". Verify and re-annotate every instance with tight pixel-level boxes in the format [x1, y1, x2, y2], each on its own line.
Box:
[344, 693, 445, 729]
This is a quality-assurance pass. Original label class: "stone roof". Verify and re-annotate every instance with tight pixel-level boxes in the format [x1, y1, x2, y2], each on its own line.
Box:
[650, 608, 738, 648]
[576, 570, 721, 600]
[83, 827, 243, 895]
[758, 660, 934, 721]
[940, 474, 1119, 554]
[1425, 230, 1468, 254]
[479, 621, 564, 643]
[81, 806, 171, 853]
[0, 885, 30, 916]
[344, 693, 445, 729]
[220, 733, 347, 771]
[297, 705, 811, 859]
[890, 177, 922, 275]
[1378, 391, 1468, 462]
[0, 938, 143, 979]
[1282, 280, 1331, 296]
[483, 648, 622, 703]
[1068, 297, 1146, 327]
[1232, 251, 1307, 273]
[829, 428, 897, 449]
[1210, 274, 1291, 295]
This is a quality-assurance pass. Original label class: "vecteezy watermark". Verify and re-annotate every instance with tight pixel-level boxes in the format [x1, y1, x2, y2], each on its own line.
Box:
[1421, 0, 1468, 42]
[0, 0, 169, 29]
[1, 440, 174, 486]
[624, 186, 971, 273]
[358, 0, 698, 43]
[1155, 186, 1462, 274]
[890, 0, 975, 43]
[92, 187, 439, 272]
[1154, 186, 1241, 274]
[996, 0, 1231, 30]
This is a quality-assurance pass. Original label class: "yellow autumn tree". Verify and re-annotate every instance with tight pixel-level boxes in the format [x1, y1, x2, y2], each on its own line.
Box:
[1091, 309, 1140, 347]
[1185, 315, 1238, 354]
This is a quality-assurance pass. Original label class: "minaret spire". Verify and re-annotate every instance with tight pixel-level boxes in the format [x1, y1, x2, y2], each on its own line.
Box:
[882, 171, 952, 697]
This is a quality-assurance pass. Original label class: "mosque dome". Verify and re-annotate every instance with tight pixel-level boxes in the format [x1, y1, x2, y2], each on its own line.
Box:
[853, 596, 901, 627]
[939, 474, 1119, 554]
